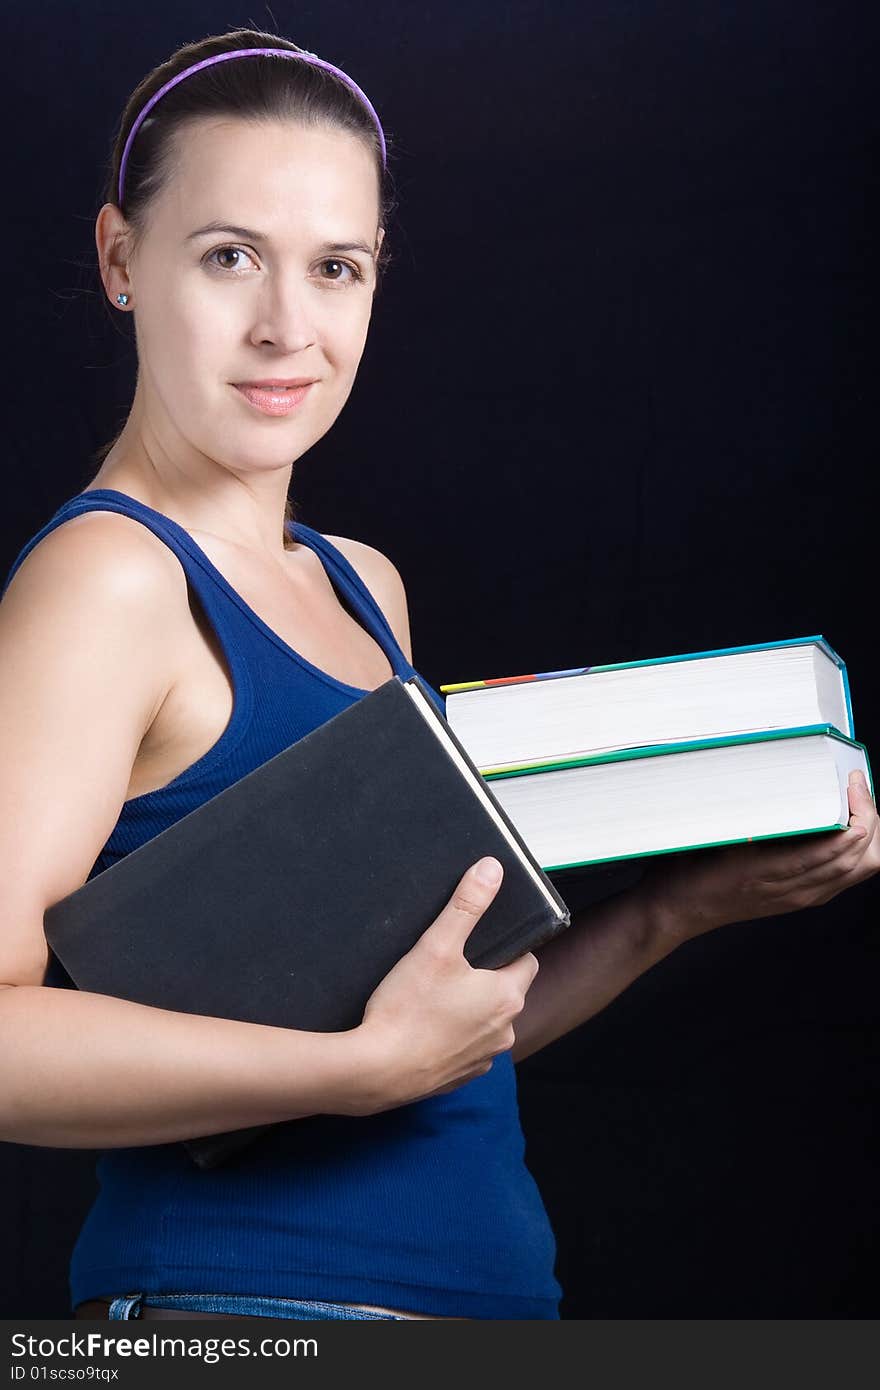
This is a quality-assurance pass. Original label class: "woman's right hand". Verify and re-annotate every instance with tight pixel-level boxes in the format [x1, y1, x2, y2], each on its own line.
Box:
[353, 857, 539, 1114]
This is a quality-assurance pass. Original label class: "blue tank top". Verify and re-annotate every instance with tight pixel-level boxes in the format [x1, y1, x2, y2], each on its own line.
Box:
[2, 489, 562, 1320]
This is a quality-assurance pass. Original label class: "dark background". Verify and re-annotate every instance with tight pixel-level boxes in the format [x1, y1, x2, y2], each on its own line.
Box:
[2, 1, 877, 1317]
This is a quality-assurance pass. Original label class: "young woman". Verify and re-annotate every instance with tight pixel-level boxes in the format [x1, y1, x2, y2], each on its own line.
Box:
[1, 29, 877, 1324]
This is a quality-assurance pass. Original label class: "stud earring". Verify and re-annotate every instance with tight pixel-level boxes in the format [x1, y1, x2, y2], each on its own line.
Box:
[116, 293, 130, 307]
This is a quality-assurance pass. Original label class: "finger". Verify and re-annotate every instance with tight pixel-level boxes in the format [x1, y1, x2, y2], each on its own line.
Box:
[753, 782, 875, 880]
[770, 820, 880, 893]
[754, 825, 867, 882]
[753, 772, 875, 878]
[422, 857, 504, 955]
[493, 949, 540, 990]
[770, 851, 880, 903]
[845, 767, 873, 811]
[847, 806, 877, 846]
[848, 770, 877, 824]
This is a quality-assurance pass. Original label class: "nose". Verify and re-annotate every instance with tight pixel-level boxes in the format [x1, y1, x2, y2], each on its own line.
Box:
[248, 274, 318, 355]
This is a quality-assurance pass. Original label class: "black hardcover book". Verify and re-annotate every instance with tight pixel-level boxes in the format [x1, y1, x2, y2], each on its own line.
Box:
[43, 674, 571, 1170]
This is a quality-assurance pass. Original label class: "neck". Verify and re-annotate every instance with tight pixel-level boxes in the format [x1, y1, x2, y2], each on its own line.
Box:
[89, 390, 295, 559]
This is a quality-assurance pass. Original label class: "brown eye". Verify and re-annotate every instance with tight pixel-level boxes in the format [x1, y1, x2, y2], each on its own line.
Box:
[206, 246, 258, 273]
[319, 259, 363, 284]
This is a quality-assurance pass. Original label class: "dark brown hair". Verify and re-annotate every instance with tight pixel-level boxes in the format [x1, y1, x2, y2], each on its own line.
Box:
[91, 27, 396, 547]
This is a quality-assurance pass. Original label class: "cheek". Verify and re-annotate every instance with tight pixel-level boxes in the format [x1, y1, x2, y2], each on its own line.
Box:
[141, 287, 228, 389]
[330, 300, 373, 372]
[177, 280, 236, 361]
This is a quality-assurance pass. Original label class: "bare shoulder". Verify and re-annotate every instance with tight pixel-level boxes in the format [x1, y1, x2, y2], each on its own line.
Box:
[322, 534, 413, 664]
[0, 507, 188, 774]
[2, 507, 186, 611]
[322, 533, 403, 586]
[0, 510, 189, 985]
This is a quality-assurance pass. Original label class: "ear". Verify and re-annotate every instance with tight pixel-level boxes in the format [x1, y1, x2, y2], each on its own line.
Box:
[95, 203, 135, 309]
[371, 227, 386, 296]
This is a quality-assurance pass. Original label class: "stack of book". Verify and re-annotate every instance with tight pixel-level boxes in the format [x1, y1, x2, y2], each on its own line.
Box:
[440, 636, 874, 874]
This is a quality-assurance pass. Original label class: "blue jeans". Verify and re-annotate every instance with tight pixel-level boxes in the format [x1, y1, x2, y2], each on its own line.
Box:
[108, 1293, 411, 1321]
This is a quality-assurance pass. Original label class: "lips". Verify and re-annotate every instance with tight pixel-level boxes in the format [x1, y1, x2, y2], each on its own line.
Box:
[233, 381, 315, 417]
[237, 378, 317, 388]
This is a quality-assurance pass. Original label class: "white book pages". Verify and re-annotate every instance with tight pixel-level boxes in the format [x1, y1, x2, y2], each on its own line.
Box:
[446, 642, 849, 769]
[486, 733, 868, 871]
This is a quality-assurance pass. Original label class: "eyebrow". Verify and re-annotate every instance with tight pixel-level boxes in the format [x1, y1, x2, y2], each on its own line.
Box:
[185, 221, 374, 255]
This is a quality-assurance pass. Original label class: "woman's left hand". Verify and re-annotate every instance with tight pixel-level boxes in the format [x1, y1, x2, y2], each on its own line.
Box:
[638, 769, 880, 947]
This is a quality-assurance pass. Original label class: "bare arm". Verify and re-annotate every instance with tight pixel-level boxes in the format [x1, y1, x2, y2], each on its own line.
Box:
[0, 982, 364, 1148]
[509, 888, 672, 1063]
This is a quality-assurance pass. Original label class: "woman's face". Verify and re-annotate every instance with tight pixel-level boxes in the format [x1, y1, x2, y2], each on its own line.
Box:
[122, 116, 383, 476]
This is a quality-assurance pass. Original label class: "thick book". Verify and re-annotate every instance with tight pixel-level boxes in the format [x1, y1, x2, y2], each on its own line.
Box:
[480, 724, 873, 872]
[440, 636, 854, 772]
[42, 675, 570, 1170]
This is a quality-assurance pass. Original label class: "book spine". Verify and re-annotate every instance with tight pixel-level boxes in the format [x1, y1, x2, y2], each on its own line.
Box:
[441, 667, 591, 694]
[440, 635, 838, 696]
[466, 905, 571, 971]
[840, 661, 856, 738]
[814, 635, 846, 670]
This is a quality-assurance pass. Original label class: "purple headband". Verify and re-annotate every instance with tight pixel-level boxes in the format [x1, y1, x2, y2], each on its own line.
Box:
[117, 47, 387, 207]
